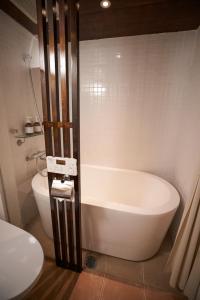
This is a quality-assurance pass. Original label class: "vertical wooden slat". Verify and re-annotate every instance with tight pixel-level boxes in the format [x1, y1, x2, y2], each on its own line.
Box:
[69, 0, 82, 271]
[66, 200, 75, 265]
[58, 199, 68, 265]
[47, 0, 61, 156]
[49, 178, 62, 264]
[36, 0, 52, 155]
[50, 199, 62, 265]
[59, 0, 71, 158]
[59, 0, 75, 267]
[37, 0, 62, 267]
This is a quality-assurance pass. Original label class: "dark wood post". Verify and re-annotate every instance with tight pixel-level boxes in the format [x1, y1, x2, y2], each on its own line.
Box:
[36, 0, 82, 272]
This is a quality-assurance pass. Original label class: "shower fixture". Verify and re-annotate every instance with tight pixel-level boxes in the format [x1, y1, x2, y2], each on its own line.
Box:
[26, 150, 47, 177]
[26, 150, 46, 162]
[22, 54, 44, 135]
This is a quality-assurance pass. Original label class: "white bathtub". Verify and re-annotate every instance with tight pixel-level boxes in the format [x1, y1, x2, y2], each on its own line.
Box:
[32, 164, 180, 261]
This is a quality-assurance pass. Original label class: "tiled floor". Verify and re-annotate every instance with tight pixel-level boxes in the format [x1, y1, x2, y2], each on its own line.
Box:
[70, 271, 187, 300]
[25, 258, 187, 300]
[25, 217, 187, 300]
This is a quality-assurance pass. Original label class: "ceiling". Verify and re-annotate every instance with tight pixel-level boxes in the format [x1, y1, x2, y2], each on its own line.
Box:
[79, 0, 200, 40]
[1, 0, 200, 40]
[10, 0, 37, 23]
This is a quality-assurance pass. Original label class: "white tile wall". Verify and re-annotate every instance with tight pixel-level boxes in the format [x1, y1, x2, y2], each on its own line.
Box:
[80, 29, 200, 236]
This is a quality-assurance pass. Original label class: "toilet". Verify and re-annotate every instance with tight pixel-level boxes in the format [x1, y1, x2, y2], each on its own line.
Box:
[0, 219, 44, 300]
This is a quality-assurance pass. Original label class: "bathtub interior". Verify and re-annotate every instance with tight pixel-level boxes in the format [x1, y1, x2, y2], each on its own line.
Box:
[81, 164, 180, 214]
[32, 165, 180, 215]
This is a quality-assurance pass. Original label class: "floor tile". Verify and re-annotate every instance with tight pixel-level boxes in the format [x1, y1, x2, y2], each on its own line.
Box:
[70, 271, 146, 300]
[69, 272, 105, 300]
[84, 251, 143, 286]
[104, 254, 143, 286]
[145, 287, 187, 300]
[102, 277, 145, 300]
[143, 252, 176, 293]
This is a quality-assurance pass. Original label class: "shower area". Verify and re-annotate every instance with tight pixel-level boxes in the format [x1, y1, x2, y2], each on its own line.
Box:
[0, 0, 200, 299]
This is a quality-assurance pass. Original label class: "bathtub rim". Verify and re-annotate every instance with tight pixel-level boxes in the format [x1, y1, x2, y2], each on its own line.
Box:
[32, 164, 180, 216]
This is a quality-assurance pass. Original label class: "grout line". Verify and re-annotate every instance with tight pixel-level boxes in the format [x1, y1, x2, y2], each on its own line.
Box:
[142, 263, 147, 300]
[99, 254, 108, 300]
[98, 273, 106, 300]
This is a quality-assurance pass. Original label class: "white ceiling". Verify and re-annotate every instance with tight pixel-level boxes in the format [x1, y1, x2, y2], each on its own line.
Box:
[10, 0, 37, 23]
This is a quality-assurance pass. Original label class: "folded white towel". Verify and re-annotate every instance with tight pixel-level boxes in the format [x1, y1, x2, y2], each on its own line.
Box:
[51, 180, 73, 199]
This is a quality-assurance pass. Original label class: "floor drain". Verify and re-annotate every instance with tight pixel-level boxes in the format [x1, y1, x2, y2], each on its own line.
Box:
[86, 255, 96, 269]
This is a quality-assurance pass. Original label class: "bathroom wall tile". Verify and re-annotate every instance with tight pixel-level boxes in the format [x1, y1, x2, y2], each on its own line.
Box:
[0, 79, 22, 226]
[80, 28, 200, 237]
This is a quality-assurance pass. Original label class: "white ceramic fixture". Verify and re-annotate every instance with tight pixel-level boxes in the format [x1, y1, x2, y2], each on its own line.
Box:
[32, 165, 180, 261]
[0, 219, 44, 300]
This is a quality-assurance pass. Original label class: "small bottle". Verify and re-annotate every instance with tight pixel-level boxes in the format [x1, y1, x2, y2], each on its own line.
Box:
[24, 116, 34, 135]
[33, 117, 41, 134]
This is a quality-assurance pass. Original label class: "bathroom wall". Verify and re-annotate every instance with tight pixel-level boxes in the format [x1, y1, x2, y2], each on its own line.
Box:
[80, 28, 200, 237]
[0, 10, 44, 227]
[0, 172, 8, 221]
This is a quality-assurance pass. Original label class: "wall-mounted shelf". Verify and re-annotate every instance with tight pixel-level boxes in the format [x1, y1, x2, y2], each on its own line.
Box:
[15, 132, 43, 139]
[15, 132, 43, 146]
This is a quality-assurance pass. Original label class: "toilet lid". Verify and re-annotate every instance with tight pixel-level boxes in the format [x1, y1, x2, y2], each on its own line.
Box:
[0, 219, 44, 300]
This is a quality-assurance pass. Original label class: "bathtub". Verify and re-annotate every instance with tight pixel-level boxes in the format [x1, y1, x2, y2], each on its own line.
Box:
[32, 164, 180, 261]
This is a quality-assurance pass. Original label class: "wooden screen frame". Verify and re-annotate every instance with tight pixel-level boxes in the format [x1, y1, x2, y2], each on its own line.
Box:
[36, 0, 82, 272]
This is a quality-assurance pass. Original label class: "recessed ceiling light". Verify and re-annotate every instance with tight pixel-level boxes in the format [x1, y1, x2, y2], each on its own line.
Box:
[116, 53, 121, 59]
[100, 0, 111, 9]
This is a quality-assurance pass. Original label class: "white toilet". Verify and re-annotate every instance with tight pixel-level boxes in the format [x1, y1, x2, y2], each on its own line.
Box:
[0, 219, 44, 300]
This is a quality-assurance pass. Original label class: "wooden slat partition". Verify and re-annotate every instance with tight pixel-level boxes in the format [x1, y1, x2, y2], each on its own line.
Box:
[37, 0, 62, 267]
[47, 0, 61, 156]
[58, 200, 68, 264]
[59, 0, 71, 158]
[50, 194, 62, 265]
[36, 0, 52, 156]
[69, 0, 82, 271]
[36, 0, 82, 272]
[59, 4, 75, 269]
